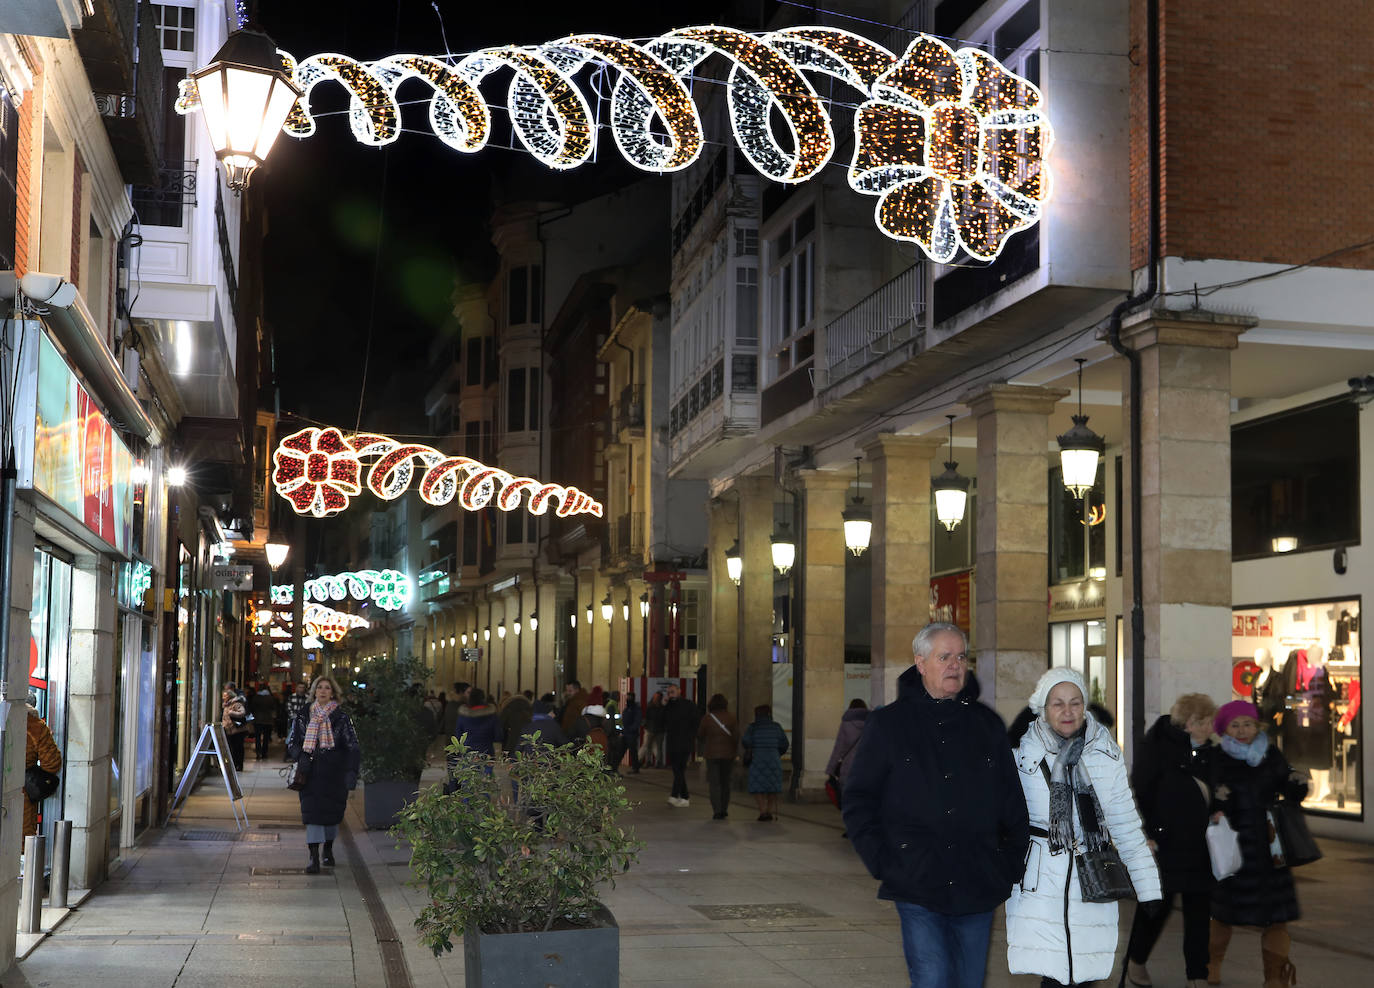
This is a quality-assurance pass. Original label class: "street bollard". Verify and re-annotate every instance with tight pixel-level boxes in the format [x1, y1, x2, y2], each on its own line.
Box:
[19, 834, 45, 933]
[50, 820, 72, 910]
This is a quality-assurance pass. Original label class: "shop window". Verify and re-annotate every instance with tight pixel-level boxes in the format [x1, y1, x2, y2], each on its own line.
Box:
[1050, 619, 1114, 733]
[507, 264, 542, 326]
[1232, 400, 1358, 560]
[506, 366, 541, 433]
[766, 206, 816, 382]
[1049, 462, 1107, 584]
[1231, 599, 1361, 818]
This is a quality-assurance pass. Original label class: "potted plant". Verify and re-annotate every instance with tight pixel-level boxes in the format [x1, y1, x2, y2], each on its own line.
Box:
[394, 739, 642, 986]
[347, 654, 432, 829]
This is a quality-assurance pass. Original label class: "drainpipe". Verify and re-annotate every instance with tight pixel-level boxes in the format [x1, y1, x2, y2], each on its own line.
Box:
[1105, 0, 1161, 756]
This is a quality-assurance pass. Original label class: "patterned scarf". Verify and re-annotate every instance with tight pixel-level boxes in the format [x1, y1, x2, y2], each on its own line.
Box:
[304, 700, 337, 753]
[1040, 720, 1107, 854]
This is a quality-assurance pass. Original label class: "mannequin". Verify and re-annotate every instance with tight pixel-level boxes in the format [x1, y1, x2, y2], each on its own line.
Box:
[1252, 647, 1286, 737]
[1283, 645, 1334, 801]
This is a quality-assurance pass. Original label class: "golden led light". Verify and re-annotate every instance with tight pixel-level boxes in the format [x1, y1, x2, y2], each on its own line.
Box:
[178, 26, 1046, 256]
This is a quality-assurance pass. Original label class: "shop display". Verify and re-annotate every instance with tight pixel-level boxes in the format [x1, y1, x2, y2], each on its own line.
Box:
[1231, 600, 1361, 817]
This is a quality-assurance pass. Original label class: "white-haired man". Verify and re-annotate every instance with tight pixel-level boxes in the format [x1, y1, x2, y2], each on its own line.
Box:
[843, 622, 1029, 988]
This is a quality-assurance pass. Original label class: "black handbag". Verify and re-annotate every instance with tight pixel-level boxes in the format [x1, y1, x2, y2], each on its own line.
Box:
[1273, 801, 1321, 866]
[1075, 842, 1135, 903]
[284, 755, 311, 792]
[24, 766, 60, 802]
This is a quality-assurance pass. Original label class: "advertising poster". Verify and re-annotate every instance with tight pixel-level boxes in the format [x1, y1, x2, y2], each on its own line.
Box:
[34, 332, 81, 519]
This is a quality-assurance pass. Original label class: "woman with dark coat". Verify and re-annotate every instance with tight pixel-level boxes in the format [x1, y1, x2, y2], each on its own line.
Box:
[220, 683, 250, 772]
[454, 687, 501, 754]
[697, 693, 739, 820]
[1124, 693, 1218, 988]
[1208, 700, 1306, 987]
[286, 676, 361, 874]
[824, 699, 868, 807]
[741, 704, 789, 821]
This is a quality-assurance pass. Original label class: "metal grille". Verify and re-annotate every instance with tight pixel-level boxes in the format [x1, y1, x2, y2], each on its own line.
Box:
[179, 830, 278, 842]
[691, 903, 829, 921]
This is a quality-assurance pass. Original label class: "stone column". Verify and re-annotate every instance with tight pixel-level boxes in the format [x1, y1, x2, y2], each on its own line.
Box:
[534, 581, 557, 696]
[962, 383, 1069, 723]
[1120, 309, 1252, 726]
[738, 475, 776, 719]
[67, 557, 117, 889]
[798, 469, 852, 793]
[861, 434, 946, 706]
[0, 498, 36, 969]
[708, 497, 740, 714]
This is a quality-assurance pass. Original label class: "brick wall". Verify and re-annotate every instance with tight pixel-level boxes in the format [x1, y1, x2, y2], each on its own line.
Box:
[1132, 0, 1374, 271]
[14, 62, 38, 278]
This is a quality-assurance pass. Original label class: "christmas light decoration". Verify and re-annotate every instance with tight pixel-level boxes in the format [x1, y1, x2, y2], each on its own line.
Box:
[177, 25, 1047, 259]
[271, 567, 411, 611]
[272, 426, 603, 521]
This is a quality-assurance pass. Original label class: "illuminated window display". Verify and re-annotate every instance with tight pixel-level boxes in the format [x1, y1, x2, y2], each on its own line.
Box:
[1232, 599, 1361, 817]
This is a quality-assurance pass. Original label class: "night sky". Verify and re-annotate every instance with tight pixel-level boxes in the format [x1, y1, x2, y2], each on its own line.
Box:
[256, 0, 743, 433]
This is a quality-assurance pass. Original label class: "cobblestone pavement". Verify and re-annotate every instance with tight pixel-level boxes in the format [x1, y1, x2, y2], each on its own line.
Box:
[12, 750, 1373, 986]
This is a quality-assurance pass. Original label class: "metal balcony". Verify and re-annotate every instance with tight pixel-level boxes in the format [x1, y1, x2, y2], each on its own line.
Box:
[85, 0, 164, 186]
[823, 263, 926, 387]
[131, 160, 198, 228]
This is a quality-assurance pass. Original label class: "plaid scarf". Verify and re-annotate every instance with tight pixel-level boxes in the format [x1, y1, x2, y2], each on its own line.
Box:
[304, 700, 338, 753]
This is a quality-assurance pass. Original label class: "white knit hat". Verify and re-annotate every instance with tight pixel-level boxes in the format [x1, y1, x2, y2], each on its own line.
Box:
[1028, 666, 1088, 715]
[582, 705, 606, 718]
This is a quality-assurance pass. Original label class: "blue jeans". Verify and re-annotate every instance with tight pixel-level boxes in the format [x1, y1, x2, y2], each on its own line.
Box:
[893, 901, 993, 988]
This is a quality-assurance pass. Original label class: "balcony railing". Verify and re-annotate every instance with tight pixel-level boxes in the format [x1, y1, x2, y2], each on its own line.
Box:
[823, 263, 926, 387]
[131, 159, 197, 227]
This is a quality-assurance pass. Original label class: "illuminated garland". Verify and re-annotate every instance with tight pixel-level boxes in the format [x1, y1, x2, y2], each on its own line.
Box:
[177, 26, 1047, 260]
[271, 568, 411, 612]
[272, 426, 604, 521]
[262, 603, 369, 643]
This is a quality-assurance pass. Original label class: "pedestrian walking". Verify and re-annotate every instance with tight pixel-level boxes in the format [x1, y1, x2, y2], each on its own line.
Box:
[559, 680, 589, 736]
[285, 676, 360, 875]
[1207, 700, 1307, 987]
[1124, 693, 1219, 988]
[220, 683, 250, 772]
[284, 681, 310, 761]
[824, 698, 868, 813]
[741, 704, 788, 821]
[662, 683, 700, 806]
[249, 682, 279, 760]
[1005, 667, 1162, 988]
[843, 623, 1027, 988]
[454, 688, 500, 755]
[697, 693, 739, 819]
[641, 691, 666, 767]
[621, 692, 641, 773]
[517, 697, 570, 752]
[24, 702, 62, 838]
[500, 691, 533, 757]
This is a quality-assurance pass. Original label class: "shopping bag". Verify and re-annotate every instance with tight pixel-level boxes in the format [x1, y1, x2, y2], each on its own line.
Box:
[1207, 815, 1243, 881]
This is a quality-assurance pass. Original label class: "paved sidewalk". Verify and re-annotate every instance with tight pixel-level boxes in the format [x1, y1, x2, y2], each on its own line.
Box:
[10, 754, 1373, 986]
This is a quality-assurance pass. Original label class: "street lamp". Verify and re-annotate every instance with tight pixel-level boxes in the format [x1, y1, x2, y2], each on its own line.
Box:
[724, 538, 742, 585]
[586, 602, 594, 625]
[1057, 358, 1105, 499]
[932, 414, 970, 532]
[622, 597, 630, 622]
[513, 619, 521, 636]
[497, 622, 506, 639]
[189, 26, 303, 191]
[771, 522, 796, 575]
[529, 612, 539, 631]
[167, 465, 188, 486]
[484, 627, 491, 641]
[639, 592, 650, 619]
[265, 542, 289, 569]
[601, 593, 614, 624]
[460, 632, 467, 646]
[841, 456, 872, 556]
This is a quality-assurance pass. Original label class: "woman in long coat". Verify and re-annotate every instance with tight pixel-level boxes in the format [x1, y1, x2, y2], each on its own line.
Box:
[741, 704, 788, 822]
[1125, 693, 1218, 988]
[1005, 668, 1161, 987]
[1208, 700, 1306, 987]
[287, 676, 361, 874]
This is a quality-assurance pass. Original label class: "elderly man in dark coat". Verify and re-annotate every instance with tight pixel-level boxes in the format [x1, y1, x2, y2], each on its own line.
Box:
[843, 622, 1028, 988]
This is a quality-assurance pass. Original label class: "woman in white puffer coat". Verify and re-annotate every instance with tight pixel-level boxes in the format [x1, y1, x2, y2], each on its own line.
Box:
[1006, 668, 1162, 986]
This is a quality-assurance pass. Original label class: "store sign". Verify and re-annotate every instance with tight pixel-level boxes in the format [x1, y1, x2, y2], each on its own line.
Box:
[460, 647, 482, 663]
[16, 326, 134, 554]
[930, 571, 972, 634]
[210, 564, 254, 591]
[1048, 578, 1106, 619]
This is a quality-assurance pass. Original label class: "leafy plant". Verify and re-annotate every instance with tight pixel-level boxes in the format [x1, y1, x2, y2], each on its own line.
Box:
[347, 654, 432, 783]
[393, 738, 642, 955]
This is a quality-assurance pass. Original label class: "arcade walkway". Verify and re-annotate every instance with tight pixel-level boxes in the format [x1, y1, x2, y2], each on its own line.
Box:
[11, 756, 1373, 986]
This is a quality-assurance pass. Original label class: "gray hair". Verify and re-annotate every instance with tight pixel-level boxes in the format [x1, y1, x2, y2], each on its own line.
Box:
[912, 622, 967, 658]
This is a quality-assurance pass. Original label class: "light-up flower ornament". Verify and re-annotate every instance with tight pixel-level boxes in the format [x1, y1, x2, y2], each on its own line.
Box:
[849, 36, 1049, 262]
[271, 427, 362, 518]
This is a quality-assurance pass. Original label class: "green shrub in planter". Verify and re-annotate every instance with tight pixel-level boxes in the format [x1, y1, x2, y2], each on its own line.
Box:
[347, 655, 431, 784]
[394, 738, 642, 955]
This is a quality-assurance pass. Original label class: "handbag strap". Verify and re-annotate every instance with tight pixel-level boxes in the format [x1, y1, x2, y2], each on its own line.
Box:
[708, 712, 729, 734]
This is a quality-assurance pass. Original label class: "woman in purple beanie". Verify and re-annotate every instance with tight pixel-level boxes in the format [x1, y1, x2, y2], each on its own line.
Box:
[1207, 699, 1307, 987]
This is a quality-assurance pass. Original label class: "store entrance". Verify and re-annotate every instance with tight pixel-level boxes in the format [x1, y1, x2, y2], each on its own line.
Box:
[1050, 618, 1115, 735]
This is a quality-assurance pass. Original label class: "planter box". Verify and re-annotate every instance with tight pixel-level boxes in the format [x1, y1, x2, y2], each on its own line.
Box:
[363, 779, 420, 829]
[463, 907, 618, 987]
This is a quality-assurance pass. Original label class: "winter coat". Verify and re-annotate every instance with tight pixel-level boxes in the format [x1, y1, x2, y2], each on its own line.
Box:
[286, 704, 361, 827]
[698, 708, 739, 760]
[662, 697, 700, 755]
[644, 698, 667, 734]
[221, 693, 250, 735]
[500, 696, 534, 754]
[454, 705, 501, 755]
[741, 717, 789, 793]
[621, 698, 641, 739]
[843, 665, 1027, 916]
[1132, 714, 1217, 893]
[1210, 741, 1305, 927]
[285, 692, 310, 728]
[517, 714, 569, 751]
[559, 690, 589, 734]
[249, 689, 279, 726]
[824, 707, 868, 786]
[24, 708, 62, 837]
[1005, 715, 1161, 986]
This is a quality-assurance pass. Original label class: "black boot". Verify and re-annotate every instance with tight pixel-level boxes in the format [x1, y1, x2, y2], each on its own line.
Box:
[322, 840, 336, 866]
[306, 843, 321, 874]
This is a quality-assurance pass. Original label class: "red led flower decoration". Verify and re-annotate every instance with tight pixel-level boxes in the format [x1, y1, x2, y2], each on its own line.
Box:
[272, 427, 362, 518]
[849, 35, 1049, 262]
